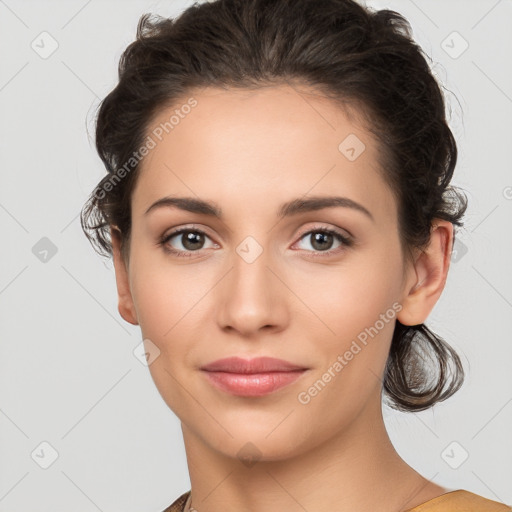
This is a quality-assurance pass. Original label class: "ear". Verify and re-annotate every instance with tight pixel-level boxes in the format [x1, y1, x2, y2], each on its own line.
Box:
[111, 227, 139, 326]
[397, 220, 454, 326]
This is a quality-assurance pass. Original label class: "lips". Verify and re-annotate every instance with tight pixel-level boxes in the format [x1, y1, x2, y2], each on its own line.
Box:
[200, 357, 309, 397]
[200, 356, 307, 373]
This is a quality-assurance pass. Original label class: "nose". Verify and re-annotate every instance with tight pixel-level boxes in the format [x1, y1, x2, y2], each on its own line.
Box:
[215, 244, 288, 338]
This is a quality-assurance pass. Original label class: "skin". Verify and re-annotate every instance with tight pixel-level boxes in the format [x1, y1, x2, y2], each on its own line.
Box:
[110, 84, 453, 512]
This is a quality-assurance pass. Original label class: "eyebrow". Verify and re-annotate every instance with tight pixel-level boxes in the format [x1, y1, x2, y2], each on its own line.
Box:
[144, 195, 374, 222]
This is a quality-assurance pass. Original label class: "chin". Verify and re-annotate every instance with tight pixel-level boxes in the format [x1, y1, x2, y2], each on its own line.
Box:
[206, 422, 313, 463]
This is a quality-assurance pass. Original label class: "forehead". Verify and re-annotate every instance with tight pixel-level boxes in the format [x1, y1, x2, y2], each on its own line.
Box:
[131, 84, 396, 226]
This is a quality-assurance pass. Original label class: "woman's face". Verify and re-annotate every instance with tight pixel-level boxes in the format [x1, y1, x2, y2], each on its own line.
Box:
[114, 84, 420, 460]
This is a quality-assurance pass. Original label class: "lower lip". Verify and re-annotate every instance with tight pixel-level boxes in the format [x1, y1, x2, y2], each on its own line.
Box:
[202, 370, 307, 397]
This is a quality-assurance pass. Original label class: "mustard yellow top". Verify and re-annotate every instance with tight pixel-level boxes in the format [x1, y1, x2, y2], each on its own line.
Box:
[162, 489, 512, 512]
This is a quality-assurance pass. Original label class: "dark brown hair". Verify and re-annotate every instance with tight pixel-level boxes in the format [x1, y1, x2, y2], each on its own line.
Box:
[81, 0, 468, 412]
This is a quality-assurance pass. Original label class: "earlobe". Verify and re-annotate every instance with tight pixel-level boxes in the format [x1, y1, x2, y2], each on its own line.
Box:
[111, 227, 139, 326]
[397, 220, 453, 326]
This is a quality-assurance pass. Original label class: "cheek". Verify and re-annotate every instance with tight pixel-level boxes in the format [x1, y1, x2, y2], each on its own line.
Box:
[128, 248, 186, 349]
[289, 240, 402, 396]
[128, 248, 220, 374]
[128, 254, 208, 415]
[290, 243, 403, 343]
[293, 281, 398, 432]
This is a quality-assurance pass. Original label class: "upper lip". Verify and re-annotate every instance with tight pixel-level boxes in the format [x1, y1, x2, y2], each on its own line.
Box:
[201, 356, 308, 373]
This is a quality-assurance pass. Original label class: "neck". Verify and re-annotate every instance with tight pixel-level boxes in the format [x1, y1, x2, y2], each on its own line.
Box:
[180, 395, 443, 512]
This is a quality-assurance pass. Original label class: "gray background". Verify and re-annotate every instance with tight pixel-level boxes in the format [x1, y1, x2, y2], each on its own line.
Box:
[1, 0, 511, 510]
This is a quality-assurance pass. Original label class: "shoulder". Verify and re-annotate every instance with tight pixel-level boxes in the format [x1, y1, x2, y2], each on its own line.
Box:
[160, 490, 191, 512]
[160, 489, 512, 512]
[408, 490, 512, 512]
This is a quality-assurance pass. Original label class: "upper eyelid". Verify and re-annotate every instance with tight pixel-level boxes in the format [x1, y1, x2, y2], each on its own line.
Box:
[163, 224, 217, 242]
[296, 224, 352, 240]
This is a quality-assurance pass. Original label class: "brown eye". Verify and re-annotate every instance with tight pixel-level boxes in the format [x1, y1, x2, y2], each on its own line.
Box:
[309, 231, 335, 251]
[160, 228, 216, 257]
[178, 230, 206, 251]
[294, 227, 353, 257]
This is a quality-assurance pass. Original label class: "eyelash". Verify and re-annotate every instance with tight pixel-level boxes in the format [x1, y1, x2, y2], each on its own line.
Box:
[158, 225, 353, 259]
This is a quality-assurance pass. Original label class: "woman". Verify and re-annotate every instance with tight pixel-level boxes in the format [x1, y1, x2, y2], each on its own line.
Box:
[81, 0, 511, 511]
